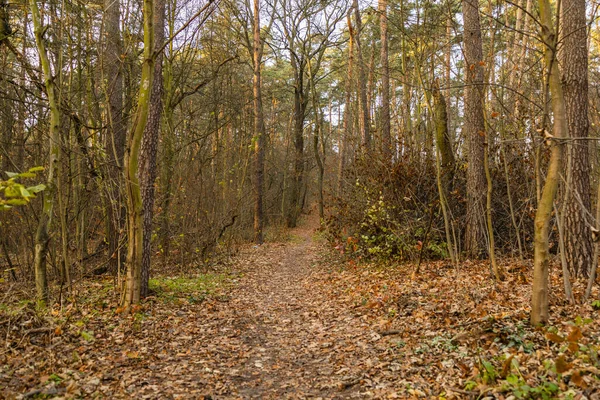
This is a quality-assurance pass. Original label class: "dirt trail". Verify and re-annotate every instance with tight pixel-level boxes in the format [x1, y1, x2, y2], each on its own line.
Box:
[221, 215, 385, 398]
[2, 214, 402, 399]
[122, 213, 397, 399]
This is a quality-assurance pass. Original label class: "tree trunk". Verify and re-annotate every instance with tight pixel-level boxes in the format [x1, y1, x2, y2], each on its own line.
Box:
[379, 0, 391, 161]
[253, 0, 266, 243]
[122, 0, 154, 308]
[531, 0, 566, 325]
[352, 0, 370, 151]
[103, 0, 126, 274]
[561, 0, 592, 279]
[140, 0, 165, 298]
[432, 81, 457, 265]
[30, 0, 61, 306]
[462, 0, 487, 258]
[338, 11, 354, 195]
[286, 57, 306, 228]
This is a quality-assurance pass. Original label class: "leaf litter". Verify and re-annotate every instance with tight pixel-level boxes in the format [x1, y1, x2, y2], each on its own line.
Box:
[1, 218, 600, 399]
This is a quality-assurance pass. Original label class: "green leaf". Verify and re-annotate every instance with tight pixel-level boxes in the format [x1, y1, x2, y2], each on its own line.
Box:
[26, 184, 46, 194]
[48, 373, 63, 383]
[80, 330, 94, 341]
[5, 199, 28, 206]
[18, 172, 37, 179]
[17, 185, 31, 198]
[28, 166, 45, 173]
[5, 171, 18, 178]
[4, 186, 20, 197]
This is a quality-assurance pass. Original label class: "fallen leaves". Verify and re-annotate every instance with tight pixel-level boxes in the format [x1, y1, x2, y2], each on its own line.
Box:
[2, 221, 600, 398]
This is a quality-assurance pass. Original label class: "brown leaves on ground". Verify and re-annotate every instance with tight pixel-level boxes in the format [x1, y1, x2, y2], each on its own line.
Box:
[2, 221, 600, 398]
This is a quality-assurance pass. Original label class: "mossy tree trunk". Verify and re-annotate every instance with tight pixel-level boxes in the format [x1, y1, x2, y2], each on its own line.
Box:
[122, 0, 154, 308]
[530, 0, 566, 325]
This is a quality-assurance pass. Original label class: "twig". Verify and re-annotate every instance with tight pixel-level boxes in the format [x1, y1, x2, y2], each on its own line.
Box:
[24, 327, 53, 335]
[448, 388, 479, 396]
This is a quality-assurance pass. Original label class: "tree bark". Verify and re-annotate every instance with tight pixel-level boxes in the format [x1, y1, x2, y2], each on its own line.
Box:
[140, 0, 165, 298]
[560, 0, 592, 279]
[352, 0, 370, 151]
[531, 0, 566, 325]
[338, 12, 353, 195]
[123, 0, 154, 308]
[379, 0, 391, 160]
[253, 0, 266, 243]
[462, 0, 487, 258]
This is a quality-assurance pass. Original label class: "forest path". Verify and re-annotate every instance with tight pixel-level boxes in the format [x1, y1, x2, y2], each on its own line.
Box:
[210, 212, 386, 399]
[2, 212, 404, 399]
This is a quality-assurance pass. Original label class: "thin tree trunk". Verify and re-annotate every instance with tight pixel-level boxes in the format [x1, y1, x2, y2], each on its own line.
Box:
[352, 0, 370, 151]
[484, 128, 504, 281]
[253, 0, 266, 243]
[338, 11, 354, 195]
[103, 0, 126, 275]
[140, 0, 165, 298]
[432, 82, 457, 265]
[30, 0, 61, 305]
[379, 0, 391, 160]
[531, 0, 566, 325]
[123, 0, 155, 308]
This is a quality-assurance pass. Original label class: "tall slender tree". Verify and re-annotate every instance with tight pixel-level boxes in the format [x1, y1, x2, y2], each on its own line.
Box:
[140, 0, 166, 298]
[103, 0, 126, 274]
[462, 0, 486, 257]
[352, 0, 370, 151]
[379, 0, 391, 160]
[30, 0, 61, 305]
[531, 0, 567, 325]
[122, 0, 155, 308]
[338, 12, 354, 195]
[253, 0, 266, 243]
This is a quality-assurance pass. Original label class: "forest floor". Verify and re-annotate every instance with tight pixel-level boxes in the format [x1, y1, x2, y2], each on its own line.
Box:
[2, 215, 600, 399]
